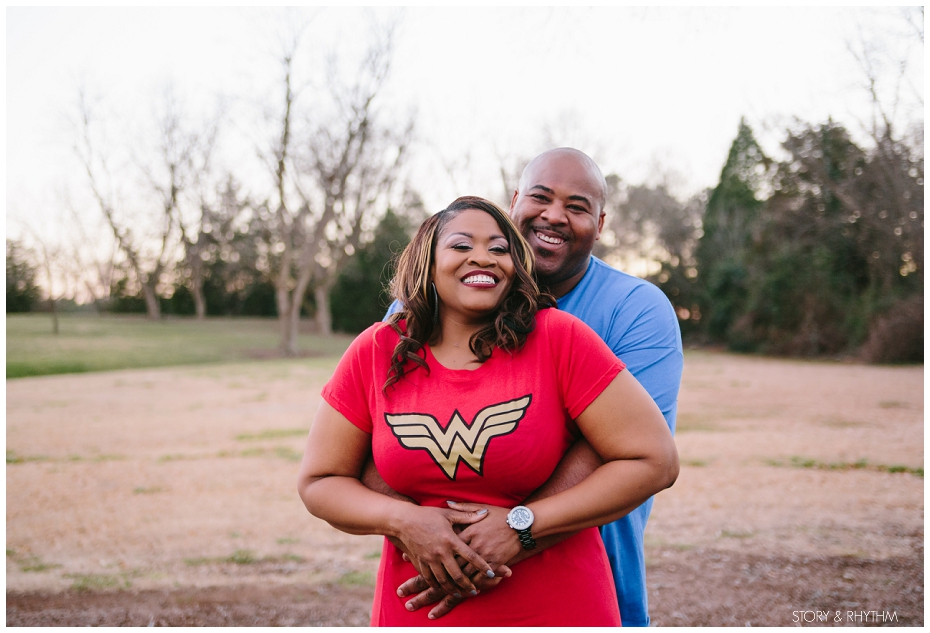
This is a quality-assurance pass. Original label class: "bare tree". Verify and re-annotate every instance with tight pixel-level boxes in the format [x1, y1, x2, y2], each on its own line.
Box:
[63, 201, 119, 312]
[257, 20, 412, 355]
[146, 90, 223, 320]
[72, 88, 176, 319]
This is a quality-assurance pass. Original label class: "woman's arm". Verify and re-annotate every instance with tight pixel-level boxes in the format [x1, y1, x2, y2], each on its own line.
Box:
[297, 401, 495, 596]
[527, 369, 679, 536]
[452, 370, 675, 562]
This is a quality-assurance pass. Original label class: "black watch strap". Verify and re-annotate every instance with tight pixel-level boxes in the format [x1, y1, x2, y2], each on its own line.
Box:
[515, 527, 537, 550]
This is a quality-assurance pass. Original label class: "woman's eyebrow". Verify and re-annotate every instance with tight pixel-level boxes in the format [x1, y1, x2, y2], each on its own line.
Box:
[445, 232, 507, 239]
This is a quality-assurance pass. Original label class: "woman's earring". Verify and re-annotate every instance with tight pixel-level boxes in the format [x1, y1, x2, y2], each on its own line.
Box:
[430, 282, 439, 325]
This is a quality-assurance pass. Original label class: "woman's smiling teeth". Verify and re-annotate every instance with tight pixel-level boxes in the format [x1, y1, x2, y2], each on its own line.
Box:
[462, 274, 498, 286]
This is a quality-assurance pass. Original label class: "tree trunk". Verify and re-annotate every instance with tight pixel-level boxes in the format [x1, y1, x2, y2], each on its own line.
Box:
[50, 296, 59, 335]
[191, 271, 206, 320]
[277, 292, 298, 357]
[314, 284, 333, 336]
[141, 284, 161, 320]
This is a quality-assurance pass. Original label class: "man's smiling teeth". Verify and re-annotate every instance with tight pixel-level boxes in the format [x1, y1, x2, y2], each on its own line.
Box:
[536, 231, 564, 245]
[463, 275, 497, 285]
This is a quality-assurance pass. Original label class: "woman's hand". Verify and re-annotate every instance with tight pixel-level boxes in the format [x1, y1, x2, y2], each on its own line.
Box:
[450, 502, 523, 572]
[395, 504, 495, 597]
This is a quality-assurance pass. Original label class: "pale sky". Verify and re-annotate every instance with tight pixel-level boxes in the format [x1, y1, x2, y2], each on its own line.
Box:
[6, 6, 924, 246]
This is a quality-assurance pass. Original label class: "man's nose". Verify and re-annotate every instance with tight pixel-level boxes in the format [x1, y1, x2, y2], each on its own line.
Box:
[539, 202, 568, 225]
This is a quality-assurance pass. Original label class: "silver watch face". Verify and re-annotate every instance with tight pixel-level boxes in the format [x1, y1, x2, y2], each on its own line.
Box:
[507, 506, 534, 531]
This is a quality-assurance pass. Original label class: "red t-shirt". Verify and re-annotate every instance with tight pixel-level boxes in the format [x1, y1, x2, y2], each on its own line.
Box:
[322, 308, 624, 626]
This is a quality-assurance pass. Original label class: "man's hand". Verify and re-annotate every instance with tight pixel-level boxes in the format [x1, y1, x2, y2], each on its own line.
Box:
[397, 560, 512, 619]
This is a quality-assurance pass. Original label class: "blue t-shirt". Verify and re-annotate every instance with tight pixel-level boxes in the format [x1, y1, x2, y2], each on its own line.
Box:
[384, 256, 682, 626]
[556, 256, 682, 627]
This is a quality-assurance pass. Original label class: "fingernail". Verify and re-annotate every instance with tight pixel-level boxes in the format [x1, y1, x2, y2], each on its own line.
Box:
[397, 588, 403, 597]
[453, 592, 461, 599]
[486, 570, 495, 578]
[470, 590, 478, 596]
[428, 614, 436, 620]
[476, 509, 488, 516]
[445, 500, 456, 507]
[406, 602, 415, 611]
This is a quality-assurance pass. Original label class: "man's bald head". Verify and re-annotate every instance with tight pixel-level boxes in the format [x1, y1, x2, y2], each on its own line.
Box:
[518, 148, 608, 213]
[509, 147, 608, 297]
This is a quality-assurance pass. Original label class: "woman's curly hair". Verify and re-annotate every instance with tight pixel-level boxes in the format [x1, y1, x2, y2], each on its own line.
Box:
[383, 196, 554, 392]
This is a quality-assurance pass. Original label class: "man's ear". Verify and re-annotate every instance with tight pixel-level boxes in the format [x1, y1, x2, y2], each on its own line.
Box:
[595, 212, 606, 240]
[510, 189, 519, 211]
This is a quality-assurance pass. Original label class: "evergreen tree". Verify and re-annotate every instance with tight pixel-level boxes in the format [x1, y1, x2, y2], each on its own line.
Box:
[6, 240, 41, 313]
[330, 209, 412, 333]
[694, 119, 770, 345]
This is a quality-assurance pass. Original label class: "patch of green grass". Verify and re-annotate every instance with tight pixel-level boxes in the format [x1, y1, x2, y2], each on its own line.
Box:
[183, 557, 213, 567]
[66, 454, 126, 463]
[7, 450, 124, 465]
[21, 556, 62, 573]
[364, 550, 382, 559]
[682, 459, 710, 467]
[878, 400, 907, 409]
[184, 550, 302, 567]
[158, 454, 192, 462]
[6, 314, 354, 379]
[766, 456, 923, 477]
[236, 429, 307, 441]
[7, 361, 90, 379]
[6, 450, 51, 464]
[133, 486, 165, 495]
[8, 550, 62, 573]
[274, 447, 303, 462]
[276, 538, 299, 545]
[818, 416, 867, 428]
[718, 529, 754, 539]
[227, 549, 257, 565]
[338, 570, 375, 586]
[65, 573, 128, 591]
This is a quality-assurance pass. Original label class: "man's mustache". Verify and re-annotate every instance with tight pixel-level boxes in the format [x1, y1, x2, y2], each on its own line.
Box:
[527, 224, 570, 242]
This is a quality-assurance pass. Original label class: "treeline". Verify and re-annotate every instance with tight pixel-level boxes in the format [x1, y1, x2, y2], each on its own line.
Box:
[7, 201, 418, 334]
[605, 119, 922, 364]
[7, 118, 922, 363]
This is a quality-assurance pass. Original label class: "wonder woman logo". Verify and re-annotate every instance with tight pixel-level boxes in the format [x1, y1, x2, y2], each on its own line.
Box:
[385, 395, 532, 480]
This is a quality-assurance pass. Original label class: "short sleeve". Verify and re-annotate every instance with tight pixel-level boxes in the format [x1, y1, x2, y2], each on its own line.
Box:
[544, 309, 625, 419]
[321, 324, 383, 434]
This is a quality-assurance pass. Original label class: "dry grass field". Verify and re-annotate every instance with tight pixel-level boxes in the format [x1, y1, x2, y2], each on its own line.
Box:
[6, 351, 923, 626]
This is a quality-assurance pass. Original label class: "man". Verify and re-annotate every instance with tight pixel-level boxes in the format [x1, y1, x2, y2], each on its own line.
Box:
[378, 148, 682, 625]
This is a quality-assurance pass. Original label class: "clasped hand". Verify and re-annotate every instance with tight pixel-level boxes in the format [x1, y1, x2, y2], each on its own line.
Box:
[397, 502, 522, 619]
[395, 501, 509, 600]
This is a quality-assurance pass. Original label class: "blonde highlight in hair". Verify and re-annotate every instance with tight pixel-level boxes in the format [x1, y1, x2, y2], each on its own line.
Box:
[384, 196, 553, 392]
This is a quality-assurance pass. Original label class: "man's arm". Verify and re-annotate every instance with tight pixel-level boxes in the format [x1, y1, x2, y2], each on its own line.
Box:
[360, 457, 415, 503]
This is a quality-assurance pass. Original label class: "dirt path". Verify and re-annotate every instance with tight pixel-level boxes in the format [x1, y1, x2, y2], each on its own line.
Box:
[6, 352, 923, 626]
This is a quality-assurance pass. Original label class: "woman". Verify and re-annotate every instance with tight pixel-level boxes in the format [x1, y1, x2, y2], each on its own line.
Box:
[297, 196, 678, 626]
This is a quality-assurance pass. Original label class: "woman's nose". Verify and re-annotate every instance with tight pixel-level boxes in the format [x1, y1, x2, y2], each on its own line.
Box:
[468, 249, 495, 266]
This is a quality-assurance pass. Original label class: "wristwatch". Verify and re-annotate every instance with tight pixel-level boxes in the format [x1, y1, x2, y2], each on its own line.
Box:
[506, 505, 537, 550]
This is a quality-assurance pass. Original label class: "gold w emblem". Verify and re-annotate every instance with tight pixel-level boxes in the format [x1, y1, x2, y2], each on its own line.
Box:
[385, 395, 532, 479]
